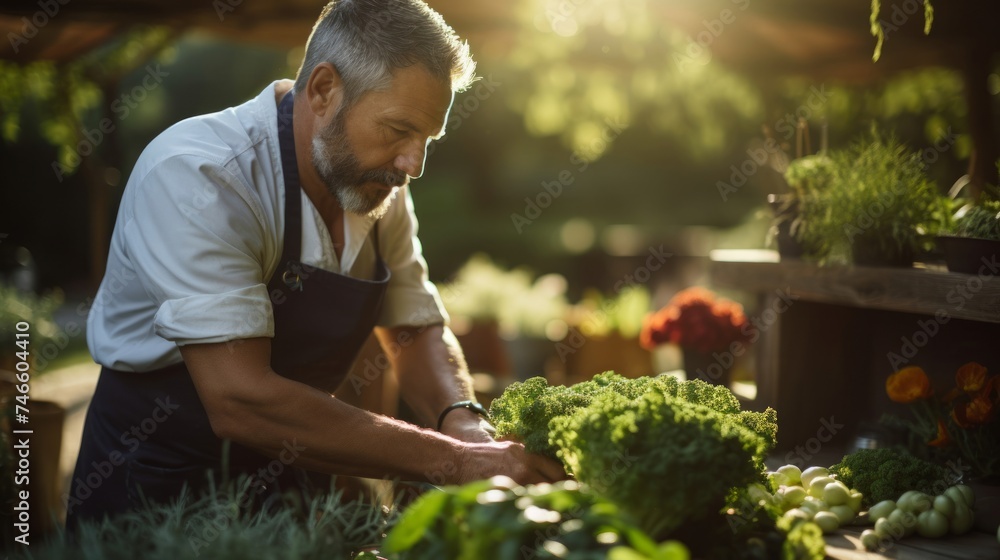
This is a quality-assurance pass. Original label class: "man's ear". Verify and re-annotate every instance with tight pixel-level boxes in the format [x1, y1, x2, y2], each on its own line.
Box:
[305, 62, 345, 118]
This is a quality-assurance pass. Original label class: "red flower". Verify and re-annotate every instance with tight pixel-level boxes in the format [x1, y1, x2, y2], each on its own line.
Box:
[640, 287, 748, 354]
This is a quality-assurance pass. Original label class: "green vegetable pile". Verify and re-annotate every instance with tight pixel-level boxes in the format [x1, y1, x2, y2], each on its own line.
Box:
[383, 477, 689, 560]
[484, 372, 819, 559]
[551, 389, 766, 537]
[830, 448, 953, 508]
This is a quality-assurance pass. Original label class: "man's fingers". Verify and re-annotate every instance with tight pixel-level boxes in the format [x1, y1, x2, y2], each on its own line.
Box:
[532, 456, 568, 482]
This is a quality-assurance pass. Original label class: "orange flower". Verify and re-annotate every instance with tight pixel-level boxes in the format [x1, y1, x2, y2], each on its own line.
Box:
[981, 375, 999, 401]
[886, 367, 932, 403]
[928, 420, 951, 447]
[955, 362, 988, 393]
[953, 394, 996, 428]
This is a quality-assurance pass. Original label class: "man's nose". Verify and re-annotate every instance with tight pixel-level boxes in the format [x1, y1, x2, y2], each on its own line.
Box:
[394, 139, 429, 179]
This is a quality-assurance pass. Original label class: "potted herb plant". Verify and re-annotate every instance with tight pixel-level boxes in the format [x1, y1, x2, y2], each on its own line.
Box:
[937, 184, 1000, 275]
[798, 131, 950, 267]
[773, 154, 837, 260]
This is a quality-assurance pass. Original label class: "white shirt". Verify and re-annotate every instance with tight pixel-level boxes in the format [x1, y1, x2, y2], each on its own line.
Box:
[87, 81, 448, 372]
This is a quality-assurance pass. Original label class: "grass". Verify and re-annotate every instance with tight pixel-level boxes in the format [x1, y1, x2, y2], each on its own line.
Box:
[18, 476, 396, 560]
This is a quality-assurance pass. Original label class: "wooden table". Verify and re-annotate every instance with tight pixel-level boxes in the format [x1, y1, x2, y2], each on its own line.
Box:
[826, 527, 999, 559]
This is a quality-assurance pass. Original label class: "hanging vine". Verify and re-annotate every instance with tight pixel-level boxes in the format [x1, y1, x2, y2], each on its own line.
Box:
[870, 0, 934, 61]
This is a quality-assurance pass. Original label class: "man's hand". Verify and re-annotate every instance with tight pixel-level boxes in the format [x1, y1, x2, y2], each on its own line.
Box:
[439, 408, 495, 444]
[456, 440, 567, 486]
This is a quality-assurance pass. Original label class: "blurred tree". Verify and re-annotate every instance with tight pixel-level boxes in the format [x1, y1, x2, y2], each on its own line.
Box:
[502, 0, 763, 163]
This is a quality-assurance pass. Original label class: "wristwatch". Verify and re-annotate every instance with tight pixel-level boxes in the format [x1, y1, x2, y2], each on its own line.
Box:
[437, 400, 494, 434]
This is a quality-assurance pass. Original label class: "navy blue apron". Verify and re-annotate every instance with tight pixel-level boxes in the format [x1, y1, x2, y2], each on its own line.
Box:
[66, 91, 391, 528]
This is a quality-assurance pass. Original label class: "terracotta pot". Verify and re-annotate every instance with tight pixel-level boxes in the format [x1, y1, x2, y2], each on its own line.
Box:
[454, 320, 512, 378]
[561, 332, 653, 386]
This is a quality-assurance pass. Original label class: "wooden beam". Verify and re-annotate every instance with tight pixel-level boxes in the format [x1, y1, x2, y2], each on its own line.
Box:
[964, 40, 998, 200]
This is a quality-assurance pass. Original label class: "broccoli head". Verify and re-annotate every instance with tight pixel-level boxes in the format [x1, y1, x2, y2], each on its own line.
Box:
[830, 448, 953, 507]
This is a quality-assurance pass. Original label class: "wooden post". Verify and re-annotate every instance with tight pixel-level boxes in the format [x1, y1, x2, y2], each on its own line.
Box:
[964, 42, 998, 201]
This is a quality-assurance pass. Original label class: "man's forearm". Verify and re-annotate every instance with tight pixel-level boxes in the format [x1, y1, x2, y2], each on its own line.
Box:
[181, 339, 564, 485]
[181, 341, 465, 482]
[376, 324, 477, 428]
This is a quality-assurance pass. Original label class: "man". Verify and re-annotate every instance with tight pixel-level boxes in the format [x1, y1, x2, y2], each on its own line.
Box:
[67, 0, 563, 528]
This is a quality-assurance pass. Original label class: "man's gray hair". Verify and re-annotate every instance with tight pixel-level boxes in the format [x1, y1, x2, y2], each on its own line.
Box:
[293, 0, 476, 103]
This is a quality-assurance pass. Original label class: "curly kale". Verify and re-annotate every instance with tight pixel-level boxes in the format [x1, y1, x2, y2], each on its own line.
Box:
[480, 373, 798, 557]
[830, 448, 954, 507]
[489, 372, 657, 458]
[550, 390, 768, 538]
[648, 377, 779, 469]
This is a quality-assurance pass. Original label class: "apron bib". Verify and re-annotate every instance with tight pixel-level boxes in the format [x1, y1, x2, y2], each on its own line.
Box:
[66, 91, 390, 527]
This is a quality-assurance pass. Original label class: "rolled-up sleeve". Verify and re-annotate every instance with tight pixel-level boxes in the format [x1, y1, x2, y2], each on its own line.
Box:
[123, 154, 274, 345]
[377, 188, 449, 328]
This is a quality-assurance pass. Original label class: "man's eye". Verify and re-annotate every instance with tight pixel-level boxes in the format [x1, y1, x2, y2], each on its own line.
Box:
[389, 126, 408, 136]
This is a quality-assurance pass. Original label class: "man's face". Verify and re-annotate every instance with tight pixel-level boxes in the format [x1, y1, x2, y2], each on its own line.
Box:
[311, 64, 454, 219]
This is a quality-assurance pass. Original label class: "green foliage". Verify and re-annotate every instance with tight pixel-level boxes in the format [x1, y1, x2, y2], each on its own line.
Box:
[572, 285, 651, 339]
[551, 390, 766, 537]
[489, 372, 649, 458]
[422, 374, 808, 558]
[777, 516, 827, 560]
[504, 0, 762, 162]
[437, 254, 568, 338]
[0, 27, 174, 177]
[24, 478, 394, 559]
[870, 0, 934, 61]
[953, 190, 1000, 241]
[490, 373, 777, 471]
[382, 478, 688, 560]
[490, 373, 778, 538]
[0, 282, 62, 349]
[797, 130, 950, 264]
[784, 155, 836, 200]
[830, 448, 952, 507]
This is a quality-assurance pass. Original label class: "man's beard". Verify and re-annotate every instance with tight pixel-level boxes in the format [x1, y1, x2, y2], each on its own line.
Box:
[311, 111, 405, 220]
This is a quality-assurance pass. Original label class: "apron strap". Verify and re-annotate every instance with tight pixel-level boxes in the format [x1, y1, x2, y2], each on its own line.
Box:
[277, 90, 303, 268]
[277, 90, 384, 275]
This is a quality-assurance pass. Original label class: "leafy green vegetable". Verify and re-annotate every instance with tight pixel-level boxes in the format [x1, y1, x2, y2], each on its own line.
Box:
[551, 390, 767, 538]
[441, 374, 810, 559]
[830, 448, 953, 507]
[490, 373, 777, 471]
[383, 478, 688, 560]
[777, 516, 827, 560]
[490, 372, 658, 458]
